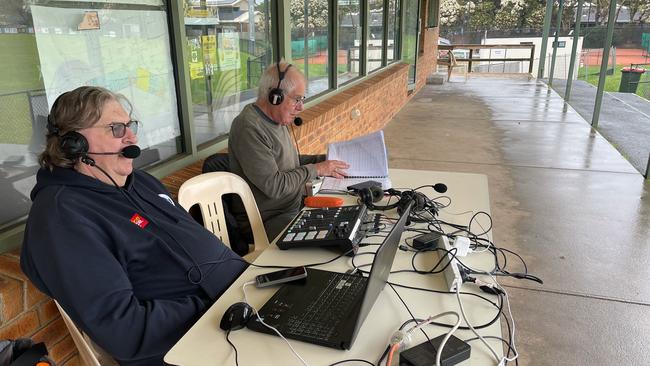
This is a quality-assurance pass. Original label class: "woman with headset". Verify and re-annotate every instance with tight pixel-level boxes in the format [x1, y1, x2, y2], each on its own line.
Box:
[20, 86, 247, 365]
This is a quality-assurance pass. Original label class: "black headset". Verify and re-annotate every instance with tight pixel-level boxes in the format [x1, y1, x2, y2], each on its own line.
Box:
[47, 92, 91, 162]
[268, 63, 292, 106]
[357, 186, 436, 217]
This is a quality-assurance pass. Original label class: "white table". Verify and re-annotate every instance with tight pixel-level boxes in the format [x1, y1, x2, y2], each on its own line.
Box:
[165, 169, 503, 365]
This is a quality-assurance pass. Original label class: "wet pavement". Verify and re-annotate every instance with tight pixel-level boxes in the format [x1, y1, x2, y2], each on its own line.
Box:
[549, 78, 650, 176]
[383, 74, 650, 365]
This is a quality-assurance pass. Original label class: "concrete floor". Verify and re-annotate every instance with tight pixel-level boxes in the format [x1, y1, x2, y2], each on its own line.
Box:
[383, 75, 650, 365]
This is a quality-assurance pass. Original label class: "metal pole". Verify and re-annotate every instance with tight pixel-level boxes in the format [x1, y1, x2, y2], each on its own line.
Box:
[248, 0, 255, 55]
[549, 0, 564, 86]
[538, 0, 555, 78]
[565, 0, 583, 100]
[591, 0, 618, 128]
[303, 0, 309, 80]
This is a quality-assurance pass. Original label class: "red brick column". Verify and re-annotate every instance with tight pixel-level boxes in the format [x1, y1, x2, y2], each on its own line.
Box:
[0, 249, 79, 365]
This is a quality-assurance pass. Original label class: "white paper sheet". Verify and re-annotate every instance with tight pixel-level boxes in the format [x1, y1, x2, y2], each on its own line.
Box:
[322, 130, 392, 190]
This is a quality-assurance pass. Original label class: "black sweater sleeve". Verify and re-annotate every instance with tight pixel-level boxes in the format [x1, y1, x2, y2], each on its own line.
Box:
[21, 202, 207, 363]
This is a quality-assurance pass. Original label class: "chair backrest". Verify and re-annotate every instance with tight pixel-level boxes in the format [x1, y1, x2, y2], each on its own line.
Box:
[177, 172, 269, 255]
[54, 301, 117, 366]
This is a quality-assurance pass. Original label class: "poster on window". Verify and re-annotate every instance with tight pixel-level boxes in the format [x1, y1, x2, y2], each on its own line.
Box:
[30, 5, 181, 149]
[218, 31, 240, 71]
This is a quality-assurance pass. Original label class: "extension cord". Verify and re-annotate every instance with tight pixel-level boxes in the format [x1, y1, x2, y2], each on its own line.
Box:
[436, 236, 462, 292]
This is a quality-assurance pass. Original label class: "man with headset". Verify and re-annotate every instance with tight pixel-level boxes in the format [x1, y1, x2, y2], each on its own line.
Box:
[228, 61, 349, 242]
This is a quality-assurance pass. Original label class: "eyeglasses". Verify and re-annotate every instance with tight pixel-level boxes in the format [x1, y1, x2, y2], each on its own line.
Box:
[290, 95, 306, 106]
[104, 120, 139, 138]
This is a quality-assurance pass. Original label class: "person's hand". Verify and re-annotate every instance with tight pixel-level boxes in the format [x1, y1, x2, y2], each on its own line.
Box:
[315, 160, 350, 178]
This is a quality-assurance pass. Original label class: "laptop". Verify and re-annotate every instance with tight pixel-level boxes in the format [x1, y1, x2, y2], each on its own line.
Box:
[247, 201, 413, 350]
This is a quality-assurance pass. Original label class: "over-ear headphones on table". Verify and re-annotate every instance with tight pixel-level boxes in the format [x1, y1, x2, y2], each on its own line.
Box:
[269, 63, 292, 106]
[358, 185, 384, 206]
[357, 186, 444, 220]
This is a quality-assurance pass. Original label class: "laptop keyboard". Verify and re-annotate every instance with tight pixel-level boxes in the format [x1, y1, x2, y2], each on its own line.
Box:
[284, 273, 366, 341]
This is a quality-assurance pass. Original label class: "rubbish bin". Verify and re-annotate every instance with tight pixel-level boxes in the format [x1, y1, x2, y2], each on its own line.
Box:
[619, 67, 646, 93]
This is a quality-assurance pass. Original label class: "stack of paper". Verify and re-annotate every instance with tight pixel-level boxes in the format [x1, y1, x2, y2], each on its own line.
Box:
[321, 130, 392, 191]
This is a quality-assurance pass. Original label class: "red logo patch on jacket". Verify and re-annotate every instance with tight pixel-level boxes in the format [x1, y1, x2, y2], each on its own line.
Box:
[130, 213, 149, 229]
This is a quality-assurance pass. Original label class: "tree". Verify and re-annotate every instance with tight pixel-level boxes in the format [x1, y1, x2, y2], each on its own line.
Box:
[0, 0, 32, 27]
[289, 0, 328, 31]
[440, 0, 462, 26]
[468, 0, 498, 30]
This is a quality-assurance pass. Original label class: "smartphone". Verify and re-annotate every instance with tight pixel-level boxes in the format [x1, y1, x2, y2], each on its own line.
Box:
[255, 266, 308, 288]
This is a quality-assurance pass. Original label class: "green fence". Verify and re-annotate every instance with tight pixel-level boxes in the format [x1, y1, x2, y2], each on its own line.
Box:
[291, 36, 328, 58]
[643, 33, 650, 55]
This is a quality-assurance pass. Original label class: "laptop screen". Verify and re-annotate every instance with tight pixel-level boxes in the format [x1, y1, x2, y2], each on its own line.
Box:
[352, 201, 413, 339]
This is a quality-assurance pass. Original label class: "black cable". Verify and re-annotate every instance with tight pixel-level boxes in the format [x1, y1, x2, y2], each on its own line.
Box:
[327, 359, 375, 366]
[376, 345, 390, 366]
[387, 281, 503, 330]
[388, 282, 433, 340]
[188, 249, 357, 281]
[225, 330, 239, 366]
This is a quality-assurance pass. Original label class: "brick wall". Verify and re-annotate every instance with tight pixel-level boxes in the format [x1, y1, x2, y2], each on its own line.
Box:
[296, 63, 411, 154]
[0, 248, 79, 365]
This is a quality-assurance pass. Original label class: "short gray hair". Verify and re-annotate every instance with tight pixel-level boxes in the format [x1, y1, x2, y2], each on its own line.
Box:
[257, 60, 305, 102]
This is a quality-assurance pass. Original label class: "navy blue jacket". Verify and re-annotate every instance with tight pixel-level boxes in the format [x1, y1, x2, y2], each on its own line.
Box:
[20, 167, 247, 365]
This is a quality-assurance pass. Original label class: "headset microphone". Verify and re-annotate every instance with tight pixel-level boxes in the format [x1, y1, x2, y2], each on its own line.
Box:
[433, 183, 447, 193]
[293, 117, 303, 126]
[121, 145, 141, 159]
[87, 145, 141, 159]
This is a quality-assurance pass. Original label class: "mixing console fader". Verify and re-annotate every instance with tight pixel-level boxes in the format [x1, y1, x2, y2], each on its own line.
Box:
[277, 205, 371, 255]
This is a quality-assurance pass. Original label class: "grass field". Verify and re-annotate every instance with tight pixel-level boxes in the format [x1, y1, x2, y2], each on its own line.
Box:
[0, 34, 44, 94]
[0, 34, 46, 144]
[577, 64, 650, 100]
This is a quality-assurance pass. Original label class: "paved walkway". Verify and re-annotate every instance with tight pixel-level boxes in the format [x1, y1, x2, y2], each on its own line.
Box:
[549, 78, 650, 176]
[384, 74, 650, 365]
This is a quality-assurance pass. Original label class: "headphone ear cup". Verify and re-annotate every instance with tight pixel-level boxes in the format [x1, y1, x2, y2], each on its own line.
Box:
[413, 191, 428, 212]
[397, 191, 426, 215]
[268, 88, 284, 105]
[369, 186, 384, 203]
[358, 186, 383, 208]
[358, 187, 372, 207]
[59, 131, 89, 159]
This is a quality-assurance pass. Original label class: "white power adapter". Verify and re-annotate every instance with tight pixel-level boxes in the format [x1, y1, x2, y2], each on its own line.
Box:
[436, 236, 463, 292]
[452, 236, 471, 257]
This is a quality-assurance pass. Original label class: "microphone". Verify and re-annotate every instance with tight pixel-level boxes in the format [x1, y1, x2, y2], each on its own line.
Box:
[87, 145, 141, 159]
[433, 183, 447, 193]
[293, 117, 303, 126]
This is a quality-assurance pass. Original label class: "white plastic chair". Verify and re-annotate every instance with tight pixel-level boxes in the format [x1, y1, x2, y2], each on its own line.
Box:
[178, 172, 269, 261]
[55, 300, 117, 366]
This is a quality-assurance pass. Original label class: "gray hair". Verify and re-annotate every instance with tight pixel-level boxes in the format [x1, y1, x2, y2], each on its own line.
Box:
[257, 60, 305, 102]
[40, 86, 132, 169]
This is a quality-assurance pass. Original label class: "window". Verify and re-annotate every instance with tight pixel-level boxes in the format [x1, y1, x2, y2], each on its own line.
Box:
[184, 0, 273, 145]
[387, 0, 400, 62]
[0, 0, 179, 232]
[368, 0, 384, 73]
[338, 0, 362, 85]
[289, 0, 330, 97]
[402, 0, 421, 85]
[427, 0, 440, 28]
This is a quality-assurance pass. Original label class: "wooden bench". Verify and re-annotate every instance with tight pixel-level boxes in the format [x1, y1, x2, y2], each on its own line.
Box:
[160, 159, 204, 200]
